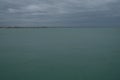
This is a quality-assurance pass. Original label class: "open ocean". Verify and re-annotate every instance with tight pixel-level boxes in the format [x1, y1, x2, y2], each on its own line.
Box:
[0, 28, 120, 80]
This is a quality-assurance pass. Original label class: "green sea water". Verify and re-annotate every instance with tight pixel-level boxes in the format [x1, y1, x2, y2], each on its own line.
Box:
[0, 28, 120, 80]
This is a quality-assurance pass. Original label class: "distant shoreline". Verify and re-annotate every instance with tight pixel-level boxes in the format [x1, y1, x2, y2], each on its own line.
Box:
[0, 27, 74, 28]
[0, 27, 55, 28]
[0, 26, 120, 28]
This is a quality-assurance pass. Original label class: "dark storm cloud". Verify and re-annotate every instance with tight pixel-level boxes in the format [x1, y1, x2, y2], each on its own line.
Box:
[0, 0, 120, 27]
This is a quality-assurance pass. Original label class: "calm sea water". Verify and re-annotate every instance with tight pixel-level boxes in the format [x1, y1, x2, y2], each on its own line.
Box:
[0, 28, 120, 80]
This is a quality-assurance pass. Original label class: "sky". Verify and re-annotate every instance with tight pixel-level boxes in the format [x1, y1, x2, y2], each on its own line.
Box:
[0, 0, 120, 27]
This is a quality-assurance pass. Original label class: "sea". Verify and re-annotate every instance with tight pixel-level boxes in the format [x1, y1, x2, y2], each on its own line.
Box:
[0, 28, 120, 80]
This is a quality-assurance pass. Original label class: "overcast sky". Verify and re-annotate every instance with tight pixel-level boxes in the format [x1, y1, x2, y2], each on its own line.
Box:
[0, 0, 120, 27]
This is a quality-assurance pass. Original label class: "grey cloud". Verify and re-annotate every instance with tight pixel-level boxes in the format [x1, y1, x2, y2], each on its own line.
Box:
[0, 0, 120, 27]
[5, 0, 118, 14]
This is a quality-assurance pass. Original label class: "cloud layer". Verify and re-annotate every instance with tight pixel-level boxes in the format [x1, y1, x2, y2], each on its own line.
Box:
[0, 0, 120, 27]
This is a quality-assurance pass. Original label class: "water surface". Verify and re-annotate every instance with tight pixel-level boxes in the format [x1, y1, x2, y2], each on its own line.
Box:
[0, 28, 120, 80]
